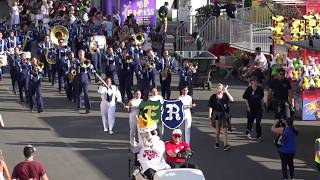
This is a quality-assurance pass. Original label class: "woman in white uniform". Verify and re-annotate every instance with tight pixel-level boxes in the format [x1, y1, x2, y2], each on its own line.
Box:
[179, 86, 194, 144]
[126, 90, 142, 145]
[98, 77, 122, 134]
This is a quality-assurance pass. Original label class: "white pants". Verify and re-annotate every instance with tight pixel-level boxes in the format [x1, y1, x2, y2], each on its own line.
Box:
[184, 110, 192, 144]
[129, 111, 139, 144]
[100, 101, 116, 131]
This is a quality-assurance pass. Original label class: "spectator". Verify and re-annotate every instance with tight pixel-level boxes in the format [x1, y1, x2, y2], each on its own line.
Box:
[315, 138, 320, 171]
[191, 32, 205, 51]
[212, 0, 221, 17]
[243, 47, 268, 85]
[239, 53, 255, 80]
[221, 0, 236, 18]
[165, 129, 196, 168]
[12, 145, 49, 180]
[158, 2, 169, 20]
[0, 149, 11, 180]
[243, 77, 264, 141]
[271, 118, 298, 180]
[267, 68, 293, 120]
[208, 83, 234, 151]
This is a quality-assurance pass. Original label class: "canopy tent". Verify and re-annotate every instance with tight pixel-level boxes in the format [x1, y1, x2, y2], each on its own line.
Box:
[287, 39, 320, 51]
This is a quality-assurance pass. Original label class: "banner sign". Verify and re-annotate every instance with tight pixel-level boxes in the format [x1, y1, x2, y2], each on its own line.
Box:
[120, 0, 156, 27]
[139, 101, 162, 124]
[303, 98, 320, 121]
[161, 100, 185, 129]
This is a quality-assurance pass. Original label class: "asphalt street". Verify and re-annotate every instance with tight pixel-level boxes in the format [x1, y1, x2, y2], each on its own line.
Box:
[0, 1, 319, 179]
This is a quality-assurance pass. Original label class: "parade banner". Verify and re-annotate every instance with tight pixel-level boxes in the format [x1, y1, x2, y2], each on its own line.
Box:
[120, 0, 156, 27]
[139, 101, 162, 124]
[161, 100, 184, 129]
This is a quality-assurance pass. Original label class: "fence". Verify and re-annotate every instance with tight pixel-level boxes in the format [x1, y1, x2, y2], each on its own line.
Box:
[175, 7, 272, 52]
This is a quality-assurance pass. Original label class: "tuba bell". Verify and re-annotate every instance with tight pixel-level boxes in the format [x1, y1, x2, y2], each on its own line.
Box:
[135, 33, 145, 45]
[50, 25, 69, 45]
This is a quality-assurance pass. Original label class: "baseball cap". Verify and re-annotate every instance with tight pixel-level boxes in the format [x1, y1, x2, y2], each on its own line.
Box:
[24, 144, 36, 154]
[172, 129, 182, 135]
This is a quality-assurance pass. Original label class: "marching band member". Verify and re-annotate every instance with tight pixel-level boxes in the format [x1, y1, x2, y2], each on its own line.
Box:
[37, 35, 53, 81]
[136, 56, 149, 100]
[6, 30, 20, 49]
[158, 49, 176, 100]
[125, 89, 142, 145]
[0, 32, 7, 53]
[34, 20, 48, 42]
[65, 51, 78, 102]
[179, 86, 194, 144]
[53, 39, 70, 92]
[115, 41, 126, 56]
[146, 49, 159, 89]
[72, 20, 85, 54]
[98, 77, 122, 134]
[117, 48, 134, 101]
[0, 32, 7, 80]
[28, 57, 44, 113]
[20, 24, 33, 52]
[8, 47, 20, 94]
[101, 46, 116, 83]
[74, 50, 95, 114]
[178, 60, 197, 97]
[17, 52, 30, 102]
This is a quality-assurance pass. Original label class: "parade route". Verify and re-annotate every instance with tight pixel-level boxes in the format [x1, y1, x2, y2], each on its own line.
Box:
[0, 73, 319, 180]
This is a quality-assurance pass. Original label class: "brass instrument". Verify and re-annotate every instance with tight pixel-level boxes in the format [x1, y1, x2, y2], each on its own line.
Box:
[160, 65, 169, 81]
[146, 61, 155, 69]
[45, 48, 56, 65]
[68, 69, 77, 82]
[135, 33, 145, 45]
[50, 25, 69, 45]
[82, 59, 91, 68]
[36, 62, 44, 70]
[22, 31, 32, 50]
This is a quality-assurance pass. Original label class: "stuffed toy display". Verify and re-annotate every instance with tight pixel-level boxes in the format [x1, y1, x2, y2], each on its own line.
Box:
[300, 56, 320, 90]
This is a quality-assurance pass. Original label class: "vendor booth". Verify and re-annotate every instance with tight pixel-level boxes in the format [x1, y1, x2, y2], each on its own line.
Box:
[270, 0, 320, 120]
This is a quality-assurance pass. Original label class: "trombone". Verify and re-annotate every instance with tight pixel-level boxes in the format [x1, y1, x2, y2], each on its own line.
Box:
[82, 59, 91, 68]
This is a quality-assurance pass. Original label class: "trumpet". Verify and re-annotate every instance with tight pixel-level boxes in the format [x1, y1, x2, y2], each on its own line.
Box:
[82, 59, 91, 68]
[146, 62, 155, 69]
[68, 69, 77, 82]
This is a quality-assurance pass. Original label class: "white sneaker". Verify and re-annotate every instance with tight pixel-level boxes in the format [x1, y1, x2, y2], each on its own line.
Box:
[109, 130, 114, 135]
[247, 134, 255, 140]
[104, 129, 108, 132]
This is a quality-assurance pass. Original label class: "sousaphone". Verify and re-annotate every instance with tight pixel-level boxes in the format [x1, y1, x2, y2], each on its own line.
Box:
[50, 25, 69, 45]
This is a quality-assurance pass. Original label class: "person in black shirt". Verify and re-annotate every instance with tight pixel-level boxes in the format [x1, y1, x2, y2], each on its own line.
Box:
[267, 69, 293, 120]
[243, 77, 264, 141]
[208, 83, 234, 151]
[159, 2, 169, 19]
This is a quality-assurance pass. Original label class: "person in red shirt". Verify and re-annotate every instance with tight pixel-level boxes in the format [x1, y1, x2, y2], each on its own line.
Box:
[165, 129, 196, 168]
[12, 145, 49, 180]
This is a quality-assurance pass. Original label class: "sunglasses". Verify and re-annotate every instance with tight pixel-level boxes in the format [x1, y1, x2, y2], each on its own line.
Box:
[173, 135, 181, 138]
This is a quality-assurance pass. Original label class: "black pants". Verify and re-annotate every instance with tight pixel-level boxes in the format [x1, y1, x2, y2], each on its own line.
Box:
[143, 168, 156, 180]
[246, 111, 262, 138]
[160, 74, 171, 100]
[279, 151, 295, 179]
